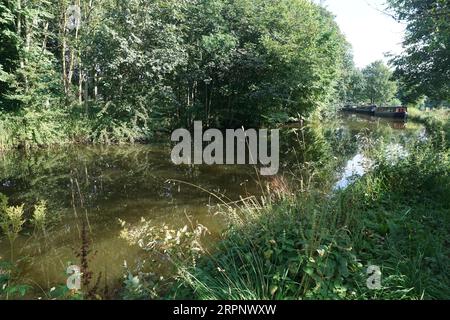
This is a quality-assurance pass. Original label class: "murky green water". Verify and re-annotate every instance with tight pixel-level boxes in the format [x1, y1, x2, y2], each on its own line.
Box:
[0, 114, 425, 298]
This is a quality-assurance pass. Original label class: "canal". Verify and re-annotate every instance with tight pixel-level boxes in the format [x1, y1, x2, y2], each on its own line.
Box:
[0, 113, 425, 298]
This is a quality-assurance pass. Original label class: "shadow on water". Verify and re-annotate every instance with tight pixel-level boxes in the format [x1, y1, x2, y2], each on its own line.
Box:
[0, 113, 426, 297]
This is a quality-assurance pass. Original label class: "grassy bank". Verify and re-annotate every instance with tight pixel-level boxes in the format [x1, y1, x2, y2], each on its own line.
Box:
[1, 110, 449, 300]
[162, 112, 450, 300]
[408, 108, 450, 147]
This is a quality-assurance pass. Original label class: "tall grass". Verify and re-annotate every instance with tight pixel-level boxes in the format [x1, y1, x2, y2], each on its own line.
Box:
[408, 107, 450, 147]
[173, 133, 450, 300]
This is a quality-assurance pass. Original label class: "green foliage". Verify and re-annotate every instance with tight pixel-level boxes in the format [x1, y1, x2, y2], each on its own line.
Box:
[0, 107, 70, 149]
[171, 133, 450, 300]
[408, 108, 450, 148]
[340, 61, 399, 107]
[0, 194, 33, 299]
[388, 0, 450, 102]
[0, 0, 61, 110]
[345, 68, 367, 105]
[1, 0, 448, 302]
[118, 218, 210, 299]
[0, 261, 32, 299]
[0, 194, 25, 261]
[0, 0, 352, 148]
[177, 195, 365, 300]
[121, 272, 151, 300]
[362, 61, 398, 105]
[348, 142, 450, 299]
[31, 200, 48, 234]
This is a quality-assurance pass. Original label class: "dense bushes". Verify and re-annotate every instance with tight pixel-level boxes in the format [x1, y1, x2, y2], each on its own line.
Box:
[0, 0, 350, 149]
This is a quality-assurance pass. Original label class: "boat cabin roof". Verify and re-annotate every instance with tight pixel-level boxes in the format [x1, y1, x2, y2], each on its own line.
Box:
[377, 106, 408, 111]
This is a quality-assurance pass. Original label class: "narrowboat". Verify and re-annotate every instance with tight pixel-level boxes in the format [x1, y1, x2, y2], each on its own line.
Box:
[341, 105, 408, 120]
[341, 105, 377, 115]
[374, 106, 408, 119]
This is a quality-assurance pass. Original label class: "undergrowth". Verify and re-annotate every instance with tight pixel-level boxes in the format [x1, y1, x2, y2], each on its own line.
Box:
[167, 131, 450, 300]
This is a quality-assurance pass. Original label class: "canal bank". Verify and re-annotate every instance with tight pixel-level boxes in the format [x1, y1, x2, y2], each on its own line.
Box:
[171, 114, 449, 300]
[0, 112, 448, 299]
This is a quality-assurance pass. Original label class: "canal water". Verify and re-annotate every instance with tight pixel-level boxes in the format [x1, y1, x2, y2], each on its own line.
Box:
[0, 114, 425, 298]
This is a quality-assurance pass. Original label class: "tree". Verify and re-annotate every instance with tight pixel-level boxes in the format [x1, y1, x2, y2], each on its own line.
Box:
[345, 68, 366, 105]
[387, 0, 450, 102]
[1, 0, 354, 147]
[0, 0, 60, 111]
[362, 61, 398, 105]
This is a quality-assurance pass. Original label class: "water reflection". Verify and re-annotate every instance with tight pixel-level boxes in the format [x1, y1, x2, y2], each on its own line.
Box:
[0, 145, 260, 294]
[334, 154, 372, 190]
[0, 113, 426, 296]
[333, 113, 424, 190]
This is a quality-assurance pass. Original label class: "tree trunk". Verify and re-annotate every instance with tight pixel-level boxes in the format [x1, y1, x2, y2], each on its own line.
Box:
[61, 2, 68, 95]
